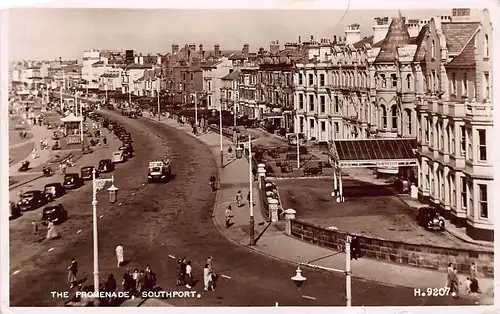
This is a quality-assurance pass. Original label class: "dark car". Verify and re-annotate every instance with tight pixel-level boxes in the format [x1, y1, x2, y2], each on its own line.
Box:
[17, 190, 46, 211]
[44, 183, 66, 201]
[119, 145, 134, 158]
[98, 159, 115, 173]
[10, 201, 21, 219]
[417, 206, 445, 231]
[62, 173, 83, 190]
[81, 166, 97, 180]
[41, 204, 68, 225]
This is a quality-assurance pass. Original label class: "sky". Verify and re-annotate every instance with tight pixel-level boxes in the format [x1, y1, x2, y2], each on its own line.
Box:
[8, 8, 453, 61]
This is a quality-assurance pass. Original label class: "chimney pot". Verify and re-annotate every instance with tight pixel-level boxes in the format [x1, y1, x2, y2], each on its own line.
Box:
[298, 36, 301, 43]
[310, 35, 314, 41]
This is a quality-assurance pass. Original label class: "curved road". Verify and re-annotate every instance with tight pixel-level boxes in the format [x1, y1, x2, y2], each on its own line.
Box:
[9, 111, 475, 306]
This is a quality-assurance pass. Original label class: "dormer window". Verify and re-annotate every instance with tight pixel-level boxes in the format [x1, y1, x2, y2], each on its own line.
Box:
[431, 40, 436, 59]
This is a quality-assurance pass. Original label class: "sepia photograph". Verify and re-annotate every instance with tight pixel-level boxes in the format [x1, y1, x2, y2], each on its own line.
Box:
[2, 0, 496, 310]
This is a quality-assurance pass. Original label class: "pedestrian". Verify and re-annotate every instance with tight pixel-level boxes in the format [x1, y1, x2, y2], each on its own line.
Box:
[104, 273, 117, 304]
[31, 220, 39, 242]
[247, 191, 252, 206]
[67, 258, 78, 288]
[469, 262, 480, 293]
[46, 220, 58, 240]
[225, 205, 233, 228]
[103, 136, 107, 146]
[236, 190, 242, 207]
[18, 189, 24, 201]
[464, 277, 472, 294]
[228, 146, 232, 156]
[185, 261, 193, 289]
[203, 264, 215, 291]
[131, 269, 139, 298]
[122, 269, 134, 296]
[450, 266, 459, 298]
[115, 244, 124, 267]
[31, 148, 39, 159]
[136, 270, 146, 297]
[252, 167, 258, 181]
[145, 265, 157, 291]
[176, 258, 185, 285]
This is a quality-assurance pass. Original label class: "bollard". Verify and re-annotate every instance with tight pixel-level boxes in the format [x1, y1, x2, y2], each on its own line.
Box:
[269, 199, 279, 222]
[284, 208, 296, 235]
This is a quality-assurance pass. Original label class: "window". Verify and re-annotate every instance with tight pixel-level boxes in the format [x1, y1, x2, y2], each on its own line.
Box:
[406, 74, 412, 90]
[298, 94, 303, 109]
[208, 95, 212, 107]
[432, 70, 436, 91]
[461, 177, 467, 209]
[308, 74, 314, 86]
[309, 94, 314, 111]
[380, 74, 386, 88]
[450, 176, 456, 207]
[478, 129, 487, 161]
[479, 184, 488, 218]
[460, 126, 466, 155]
[334, 122, 339, 133]
[309, 119, 314, 128]
[484, 34, 489, 57]
[391, 74, 398, 88]
[298, 74, 303, 85]
[334, 96, 340, 113]
[431, 40, 436, 59]
[484, 72, 490, 99]
[208, 81, 212, 91]
[319, 74, 325, 86]
[463, 73, 468, 95]
[190, 73, 193, 80]
[451, 72, 456, 94]
[320, 96, 326, 113]
[321, 121, 326, 132]
[381, 106, 387, 128]
[450, 125, 455, 154]
[391, 105, 397, 129]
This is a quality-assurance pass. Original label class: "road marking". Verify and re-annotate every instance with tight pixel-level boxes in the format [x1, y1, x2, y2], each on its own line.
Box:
[132, 192, 135, 195]
[77, 230, 82, 234]
[302, 295, 316, 300]
[221, 274, 231, 279]
[118, 203, 122, 206]
[99, 215, 104, 218]
[48, 248, 54, 252]
[13, 270, 21, 275]
[168, 255, 176, 259]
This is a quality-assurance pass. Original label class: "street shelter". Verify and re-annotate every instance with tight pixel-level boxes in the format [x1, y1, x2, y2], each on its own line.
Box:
[328, 138, 417, 202]
[60, 112, 82, 138]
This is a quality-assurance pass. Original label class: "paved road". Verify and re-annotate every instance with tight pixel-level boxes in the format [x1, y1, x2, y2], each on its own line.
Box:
[9, 111, 477, 307]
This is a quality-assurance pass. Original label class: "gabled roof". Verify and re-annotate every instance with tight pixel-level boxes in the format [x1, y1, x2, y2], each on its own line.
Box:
[413, 24, 429, 62]
[101, 72, 120, 78]
[124, 63, 152, 69]
[353, 36, 374, 49]
[441, 22, 480, 55]
[374, 12, 412, 63]
[445, 36, 476, 69]
[201, 60, 222, 69]
[221, 69, 241, 80]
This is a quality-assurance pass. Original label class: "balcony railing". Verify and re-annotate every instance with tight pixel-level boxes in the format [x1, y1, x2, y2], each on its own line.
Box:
[466, 103, 493, 117]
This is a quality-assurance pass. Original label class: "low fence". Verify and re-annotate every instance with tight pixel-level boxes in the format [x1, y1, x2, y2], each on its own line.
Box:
[289, 219, 494, 277]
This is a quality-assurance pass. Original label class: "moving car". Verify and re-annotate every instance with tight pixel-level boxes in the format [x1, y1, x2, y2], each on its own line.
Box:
[98, 159, 115, 173]
[10, 201, 21, 219]
[81, 166, 97, 180]
[41, 204, 68, 225]
[112, 150, 127, 163]
[44, 183, 66, 201]
[17, 190, 46, 211]
[62, 173, 83, 190]
[147, 159, 172, 183]
[417, 206, 445, 231]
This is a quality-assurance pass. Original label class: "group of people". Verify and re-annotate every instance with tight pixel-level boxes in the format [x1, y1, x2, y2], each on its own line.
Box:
[31, 219, 58, 242]
[446, 262, 481, 297]
[176, 256, 217, 291]
[121, 265, 157, 298]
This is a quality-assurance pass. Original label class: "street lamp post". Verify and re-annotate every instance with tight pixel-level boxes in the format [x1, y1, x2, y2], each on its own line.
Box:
[91, 168, 118, 297]
[219, 105, 223, 167]
[292, 235, 352, 306]
[249, 134, 255, 246]
[157, 76, 161, 122]
[60, 72, 64, 112]
[194, 92, 198, 134]
[79, 92, 85, 153]
[295, 111, 300, 169]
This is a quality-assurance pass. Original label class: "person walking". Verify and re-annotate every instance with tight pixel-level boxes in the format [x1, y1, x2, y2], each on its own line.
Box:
[185, 261, 193, 289]
[203, 264, 215, 291]
[122, 269, 134, 297]
[131, 269, 139, 298]
[115, 244, 124, 267]
[145, 265, 157, 291]
[247, 191, 252, 207]
[46, 220, 58, 240]
[252, 167, 258, 181]
[450, 266, 460, 298]
[225, 205, 233, 228]
[67, 258, 78, 288]
[469, 262, 480, 293]
[31, 220, 39, 242]
[236, 190, 242, 207]
[136, 270, 146, 297]
[176, 258, 186, 286]
[104, 273, 117, 304]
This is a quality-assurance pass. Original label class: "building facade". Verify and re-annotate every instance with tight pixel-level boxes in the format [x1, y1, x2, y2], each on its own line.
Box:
[416, 8, 493, 241]
[220, 70, 241, 113]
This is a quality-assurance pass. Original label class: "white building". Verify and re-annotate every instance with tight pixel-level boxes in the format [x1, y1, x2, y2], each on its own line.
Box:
[201, 57, 233, 110]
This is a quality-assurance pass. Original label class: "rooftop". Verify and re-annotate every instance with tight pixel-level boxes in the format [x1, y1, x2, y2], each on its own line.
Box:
[441, 21, 480, 55]
[331, 138, 417, 161]
[374, 12, 413, 63]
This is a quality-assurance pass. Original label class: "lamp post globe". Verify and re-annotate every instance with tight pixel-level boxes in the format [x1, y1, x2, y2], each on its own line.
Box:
[291, 267, 307, 288]
[107, 184, 118, 204]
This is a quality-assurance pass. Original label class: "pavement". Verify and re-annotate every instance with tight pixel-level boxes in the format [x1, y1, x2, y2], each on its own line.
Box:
[143, 112, 494, 305]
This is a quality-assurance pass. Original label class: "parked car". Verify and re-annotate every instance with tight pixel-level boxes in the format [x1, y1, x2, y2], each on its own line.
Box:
[98, 159, 115, 173]
[62, 173, 83, 190]
[81, 166, 97, 180]
[17, 190, 46, 211]
[44, 183, 66, 201]
[112, 150, 127, 163]
[10, 201, 21, 219]
[119, 146, 134, 158]
[41, 204, 68, 225]
[417, 206, 445, 231]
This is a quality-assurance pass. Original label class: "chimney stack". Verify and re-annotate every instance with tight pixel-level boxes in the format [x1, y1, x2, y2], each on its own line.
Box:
[214, 44, 220, 59]
[157, 55, 162, 65]
[270, 41, 280, 54]
[134, 54, 139, 64]
[172, 44, 179, 55]
[199, 44, 204, 52]
[298, 36, 301, 43]
[310, 35, 314, 42]
[242, 43, 249, 58]
[333, 35, 337, 44]
[188, 43, 196, 51]
[139, 55, 144, 65]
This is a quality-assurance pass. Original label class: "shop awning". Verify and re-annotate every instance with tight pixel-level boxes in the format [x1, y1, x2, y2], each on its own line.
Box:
[329, 138, 417, 168]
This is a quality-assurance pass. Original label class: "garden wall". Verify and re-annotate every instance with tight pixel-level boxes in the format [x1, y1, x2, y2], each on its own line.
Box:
[290, 219, 494, 278]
